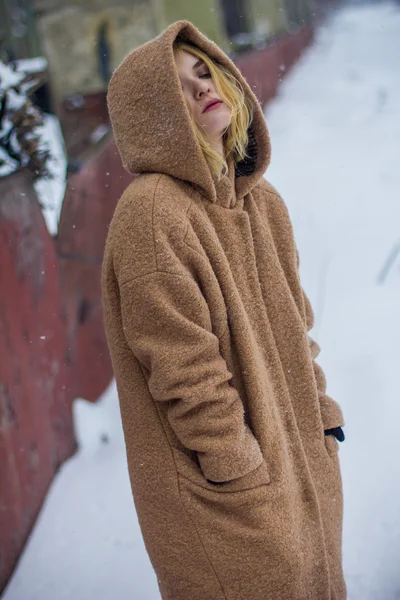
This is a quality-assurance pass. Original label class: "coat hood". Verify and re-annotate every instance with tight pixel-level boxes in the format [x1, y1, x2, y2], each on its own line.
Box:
[107, 20, 271, 203]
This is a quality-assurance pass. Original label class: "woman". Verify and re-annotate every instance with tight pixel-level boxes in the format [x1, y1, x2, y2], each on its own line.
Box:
[102, 19, 346, 600]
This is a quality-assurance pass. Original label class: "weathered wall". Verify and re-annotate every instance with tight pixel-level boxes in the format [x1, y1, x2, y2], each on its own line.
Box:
[234, 25, 314, 104]
[161, 0, 228, 51]
[36, 0, 158, 102]
[56, 137, 133, 403]
[0, 170, 75, 592]
[247, 0, 288, 39]
[58, 91, 110, 161]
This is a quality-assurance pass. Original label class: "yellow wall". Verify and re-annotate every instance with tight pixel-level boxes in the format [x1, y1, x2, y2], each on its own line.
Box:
[159, 0, 229, 52]
[37, 1, 158, 101]
[247, 0, 288, 38]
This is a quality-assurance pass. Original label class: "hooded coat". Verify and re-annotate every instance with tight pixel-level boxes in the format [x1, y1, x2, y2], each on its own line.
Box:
[102, 19, 346, 600]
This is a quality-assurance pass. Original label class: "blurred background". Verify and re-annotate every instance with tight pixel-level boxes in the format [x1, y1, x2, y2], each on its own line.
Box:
[0, 0, 399, 598]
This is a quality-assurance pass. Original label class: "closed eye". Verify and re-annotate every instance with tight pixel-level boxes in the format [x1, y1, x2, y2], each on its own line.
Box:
[180, 72, 211, 90]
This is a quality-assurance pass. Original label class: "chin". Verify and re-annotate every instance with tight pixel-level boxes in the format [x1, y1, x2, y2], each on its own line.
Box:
[200, 113, 232, 138]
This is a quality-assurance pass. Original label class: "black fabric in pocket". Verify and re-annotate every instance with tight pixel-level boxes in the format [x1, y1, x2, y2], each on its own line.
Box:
[324, 426, 345, 442]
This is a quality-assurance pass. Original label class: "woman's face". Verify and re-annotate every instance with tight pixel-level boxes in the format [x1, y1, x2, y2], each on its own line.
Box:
[174, 49, 232, 151]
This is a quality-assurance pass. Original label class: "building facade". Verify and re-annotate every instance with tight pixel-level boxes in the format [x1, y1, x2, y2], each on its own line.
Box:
[1, 0, 319, 107]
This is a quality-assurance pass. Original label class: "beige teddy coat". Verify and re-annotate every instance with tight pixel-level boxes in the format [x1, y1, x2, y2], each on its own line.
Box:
[102, 19, 346, 600]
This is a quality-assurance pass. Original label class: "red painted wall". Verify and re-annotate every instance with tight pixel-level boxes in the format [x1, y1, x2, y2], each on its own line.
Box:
[0, 170, 75, 590]
[234, 26, 314, 105]
[56, 138, 133, 403]
[0, 25, 314, 593]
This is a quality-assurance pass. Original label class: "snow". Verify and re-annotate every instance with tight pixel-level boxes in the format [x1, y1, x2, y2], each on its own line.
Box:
[3, 2, 400, 599]
[12, 57, 48, 74]
[0, 55, 66, 235]
[33, 113, 67, 236]
[0, 82, 27, 179]
[90, 123, 110, 144]
[0, 147, 18, 178]
[0, 62, 24, 91]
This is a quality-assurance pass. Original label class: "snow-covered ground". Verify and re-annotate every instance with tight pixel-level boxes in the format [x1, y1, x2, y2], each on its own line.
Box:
[3, 2, 400, 599]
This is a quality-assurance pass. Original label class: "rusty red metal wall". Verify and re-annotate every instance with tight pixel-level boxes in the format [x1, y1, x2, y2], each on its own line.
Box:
[0, 24, 314, 593]
[56, 138, 133, 403]
[58, 91, 109, 161]
[234, 26, 314, 105]
[0, 170, 76, 590]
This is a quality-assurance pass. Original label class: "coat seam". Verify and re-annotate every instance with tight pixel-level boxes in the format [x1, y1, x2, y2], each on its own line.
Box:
[182, 186, 206, 256]
[126, 174, 197, 285]
[151, 174, 165, 272]
[217, 321, 230, 343]
[180, 182, 199, 249]
[175, 476, 229, 600]
[182, 235, 205, 258]
[136, 359, 228, 600]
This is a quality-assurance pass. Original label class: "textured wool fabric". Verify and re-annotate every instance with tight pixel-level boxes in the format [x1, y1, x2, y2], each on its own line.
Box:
[102, 19, 346, 600]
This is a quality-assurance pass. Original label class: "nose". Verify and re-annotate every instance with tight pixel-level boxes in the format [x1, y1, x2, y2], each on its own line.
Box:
[195, 79, 210, 100]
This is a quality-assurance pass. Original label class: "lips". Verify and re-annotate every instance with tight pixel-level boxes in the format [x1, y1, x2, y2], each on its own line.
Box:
[203, 100, 222, 113]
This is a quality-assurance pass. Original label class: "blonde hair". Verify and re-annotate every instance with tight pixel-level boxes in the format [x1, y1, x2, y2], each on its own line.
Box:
[173, 41, 254, 180]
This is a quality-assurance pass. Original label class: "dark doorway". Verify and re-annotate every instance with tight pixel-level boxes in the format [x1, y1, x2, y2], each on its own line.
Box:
[219, 0, 251, 39]
[97, 22, 111, 85]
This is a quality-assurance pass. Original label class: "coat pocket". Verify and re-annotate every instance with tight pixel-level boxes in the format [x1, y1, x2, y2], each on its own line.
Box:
[172, 447, 271, 493]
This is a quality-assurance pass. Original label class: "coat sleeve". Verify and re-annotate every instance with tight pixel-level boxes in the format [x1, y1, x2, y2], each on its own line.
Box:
[119, 269, 265, 483]
[295, 248, 345, 431]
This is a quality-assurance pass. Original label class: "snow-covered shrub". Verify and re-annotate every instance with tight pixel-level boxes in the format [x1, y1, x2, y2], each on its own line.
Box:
[0, 54, 51, 181]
